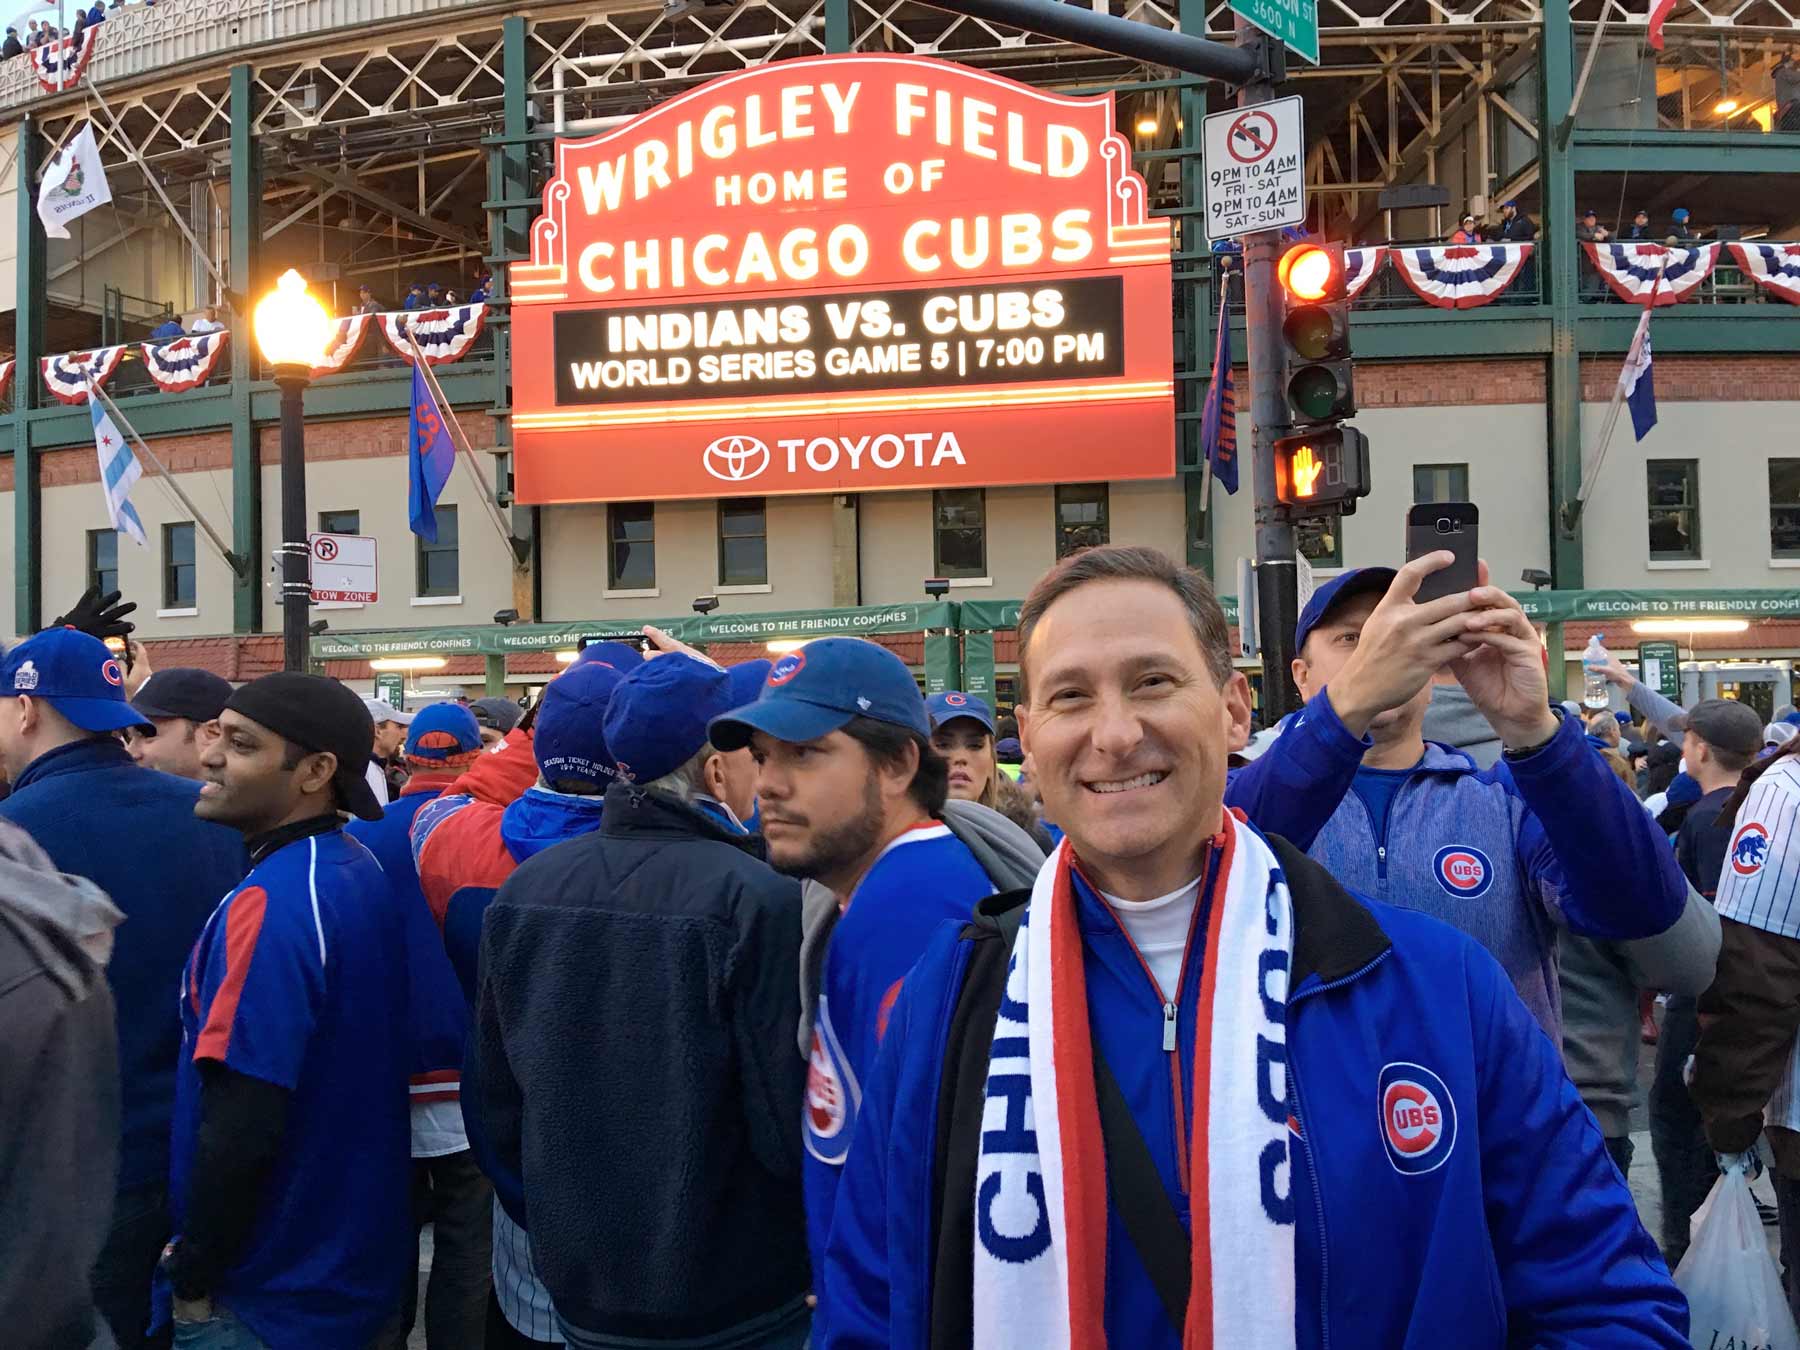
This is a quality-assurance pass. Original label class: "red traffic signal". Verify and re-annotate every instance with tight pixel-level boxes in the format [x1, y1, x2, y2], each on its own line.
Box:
[1278, 243, 1339, 302]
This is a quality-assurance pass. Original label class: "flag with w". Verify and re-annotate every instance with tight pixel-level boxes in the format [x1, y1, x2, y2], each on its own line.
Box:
[408, 361, 455, 541]
[1199, 288, 1238, 494]
[89, 385, 146, 547]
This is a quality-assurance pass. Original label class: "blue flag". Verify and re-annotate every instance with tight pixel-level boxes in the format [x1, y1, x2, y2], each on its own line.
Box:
[408, 362, 455, 542]
[1621, 308, 1657, 442]
[1199, 289, 1238, 494]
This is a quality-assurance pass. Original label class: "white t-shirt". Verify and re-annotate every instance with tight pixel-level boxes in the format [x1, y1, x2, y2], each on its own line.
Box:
[1100, 878, 1202, 1000]
[365, 759, 390, 808]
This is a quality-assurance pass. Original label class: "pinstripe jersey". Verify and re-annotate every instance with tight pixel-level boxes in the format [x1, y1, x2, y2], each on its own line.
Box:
[1715, 756, 1800, 939]
[492, 1206, 564, 1344]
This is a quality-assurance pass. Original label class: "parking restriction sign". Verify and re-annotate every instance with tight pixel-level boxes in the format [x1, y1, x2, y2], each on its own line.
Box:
[1203, 96, 1306, 242]
[309, 531, 378, 604]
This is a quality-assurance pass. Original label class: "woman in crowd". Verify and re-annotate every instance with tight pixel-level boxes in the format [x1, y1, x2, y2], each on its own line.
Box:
[926, 691, 1003, 810]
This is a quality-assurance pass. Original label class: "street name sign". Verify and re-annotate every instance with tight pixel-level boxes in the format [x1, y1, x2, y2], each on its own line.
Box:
[1229, 0, 1320, 66]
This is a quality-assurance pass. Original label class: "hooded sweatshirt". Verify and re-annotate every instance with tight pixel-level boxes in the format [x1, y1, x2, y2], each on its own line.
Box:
[1421, 681, 1504, 769]
[0, 818, 124, 1350]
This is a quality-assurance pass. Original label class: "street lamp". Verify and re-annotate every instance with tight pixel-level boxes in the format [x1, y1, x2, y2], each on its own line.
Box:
[253, 269, 331, 672]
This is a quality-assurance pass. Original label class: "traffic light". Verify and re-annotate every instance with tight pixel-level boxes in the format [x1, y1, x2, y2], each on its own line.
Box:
[1277, 242, 1356, 427]
[1273, 426, 1371, 514]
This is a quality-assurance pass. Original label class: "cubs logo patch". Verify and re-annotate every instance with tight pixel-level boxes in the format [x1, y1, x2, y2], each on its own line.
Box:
[802, 998, 861, 1166]
[1378, 1061, 1457, 1175]
[944, 692, 968, 707]
[1731, 822, 1771, 876]
[769, 651, 806, 686]
[1433, 844, 1493, 899]
[100, 658, 124, 687]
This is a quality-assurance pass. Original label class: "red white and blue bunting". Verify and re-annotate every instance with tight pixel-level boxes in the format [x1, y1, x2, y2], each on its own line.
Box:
[1727, 241, 1800, 307]
[33, 28, 98, 94]
[1583, 242, 1719, 306]
[381, 304, 487, 367]
[41, 346, 126, 405]
[1343, 247, 1385, 300]
[310, 314, 372, 379]
[1390, 243, 1534, 309]
[0, 360, 13, 404]
[140, 332, 229, 393]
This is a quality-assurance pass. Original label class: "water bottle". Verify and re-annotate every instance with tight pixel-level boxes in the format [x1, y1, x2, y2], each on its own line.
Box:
[1582, 633, 1611, 710]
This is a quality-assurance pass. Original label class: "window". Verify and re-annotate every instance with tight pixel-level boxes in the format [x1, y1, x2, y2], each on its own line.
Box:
[318, 509, 360, 536]
[1646, 460, 1702, 561]
[933, 489, 987, 578]
[1412, 463, 1469, 503]
[415, 504, 460, 596]
[87, 530, 118, 596]
[1770, 461, 1800, 559]
[1298, 517, 1343, 568]
[718, 498, 767, 586]
[162, 523, 196, 609]
[1054, 484, 1109, 557]
[608, 502, 656, 590]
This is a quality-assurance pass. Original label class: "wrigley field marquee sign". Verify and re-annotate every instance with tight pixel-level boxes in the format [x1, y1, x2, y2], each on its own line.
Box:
[509, 55, 1174, 502]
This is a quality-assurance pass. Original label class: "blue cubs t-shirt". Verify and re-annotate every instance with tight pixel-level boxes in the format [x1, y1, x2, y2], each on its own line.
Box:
[169, 827, 411, 1349]
[804, 823, 995, 1298]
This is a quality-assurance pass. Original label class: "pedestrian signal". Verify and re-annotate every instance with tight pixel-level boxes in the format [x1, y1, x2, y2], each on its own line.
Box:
[1273, 426, 1370, 515]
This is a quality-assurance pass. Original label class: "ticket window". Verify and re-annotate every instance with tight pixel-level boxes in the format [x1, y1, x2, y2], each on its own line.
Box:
[1716, 678, 1777, 723]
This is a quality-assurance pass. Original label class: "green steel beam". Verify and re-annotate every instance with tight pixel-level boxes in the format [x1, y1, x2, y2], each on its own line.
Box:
[484, 654, 506, 695]
[1178, 0, 1210, 576]
[1571, 129, 1800, 177]
[229, 65, 262, 634]
[1346, 309, 1554, 358]
[826, 0, 852, 52]
[13, 118, 44, 632]
[1542, 16, 1584, 589]
[1577, 308, 1800, 352]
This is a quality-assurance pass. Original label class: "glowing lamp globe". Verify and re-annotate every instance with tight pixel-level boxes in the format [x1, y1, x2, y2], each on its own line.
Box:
[254, 269, 331, 372]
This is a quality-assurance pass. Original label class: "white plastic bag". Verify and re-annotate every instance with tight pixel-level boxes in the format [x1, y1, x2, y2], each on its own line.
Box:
[1674, 1168, 1800, 1350]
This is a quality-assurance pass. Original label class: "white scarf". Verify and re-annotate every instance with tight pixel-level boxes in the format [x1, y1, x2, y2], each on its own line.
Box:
[971, 811, 1297, 1348]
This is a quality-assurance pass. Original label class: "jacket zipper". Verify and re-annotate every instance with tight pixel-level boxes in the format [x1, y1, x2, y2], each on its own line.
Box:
[1285, 948, 1392, 1350]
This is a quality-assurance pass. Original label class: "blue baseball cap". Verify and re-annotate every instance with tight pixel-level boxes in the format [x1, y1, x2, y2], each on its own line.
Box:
[404, 701, 483, 764]
[926, 691, 995, 736]
[1294, 567, 1397, 655]
[573, 640, 645, 673]
[0, 628, 144, 733]
[1672, 207, 1690, 220]
[709, 637, 929, 752]
[604, 653, 732, 785]
[533, 662, 625, 789]
[726, 658, 772, 710]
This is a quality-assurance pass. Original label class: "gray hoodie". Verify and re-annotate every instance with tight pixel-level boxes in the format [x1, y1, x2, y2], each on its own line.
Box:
[0, 818, 125, 1350]
[1421, 681, 1503, 769]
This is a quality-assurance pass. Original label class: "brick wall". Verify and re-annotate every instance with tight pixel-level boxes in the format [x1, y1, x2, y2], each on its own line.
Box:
[1578, 354, 1800, 403]
[40, 429, 233, 489]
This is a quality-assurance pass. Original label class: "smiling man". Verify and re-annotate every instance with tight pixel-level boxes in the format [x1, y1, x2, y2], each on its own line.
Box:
[160, 672, 410, 1350]
[708, 638, 1000, 1327]
[820, 545, 1685, 1349]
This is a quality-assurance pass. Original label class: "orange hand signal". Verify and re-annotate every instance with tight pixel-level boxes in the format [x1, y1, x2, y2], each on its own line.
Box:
[1292, 443, 1323, 497]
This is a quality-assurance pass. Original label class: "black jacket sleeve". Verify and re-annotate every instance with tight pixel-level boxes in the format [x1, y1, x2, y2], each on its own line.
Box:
[165, 1063, 290, 1300]
[728, 875, 808, 1182]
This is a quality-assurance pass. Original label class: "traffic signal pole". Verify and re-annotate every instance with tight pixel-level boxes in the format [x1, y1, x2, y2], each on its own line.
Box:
[1233, 17, 1301, 721]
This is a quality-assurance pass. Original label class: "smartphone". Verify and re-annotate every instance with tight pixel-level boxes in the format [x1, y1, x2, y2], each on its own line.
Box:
[578, 632, 649, 653]
[1406, 502, 1480, 603]
[103, 634, 133, 672]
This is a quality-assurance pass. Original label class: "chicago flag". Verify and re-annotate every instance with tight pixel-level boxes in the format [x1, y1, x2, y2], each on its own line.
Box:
[89, 386, 147, 547]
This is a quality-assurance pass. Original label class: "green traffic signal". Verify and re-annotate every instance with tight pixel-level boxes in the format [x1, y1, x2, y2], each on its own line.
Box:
[1287, 365, 1344, 422]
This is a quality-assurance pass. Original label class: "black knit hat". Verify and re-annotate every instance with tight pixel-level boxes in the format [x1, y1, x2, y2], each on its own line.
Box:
[223, 672, 382, 820]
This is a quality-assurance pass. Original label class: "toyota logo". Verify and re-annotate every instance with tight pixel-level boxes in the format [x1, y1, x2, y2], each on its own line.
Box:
[703, 435, 771, 483]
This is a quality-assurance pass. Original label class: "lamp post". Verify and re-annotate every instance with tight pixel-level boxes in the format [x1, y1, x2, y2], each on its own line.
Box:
[253, 270, 331, 672]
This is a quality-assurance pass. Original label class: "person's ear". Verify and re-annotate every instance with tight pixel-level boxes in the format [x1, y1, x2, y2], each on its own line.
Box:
[296, 750, 339, 799]
[703, 751, 728, 798]
[879, 737, 921, 805]
[1223, 672, 1253, 752]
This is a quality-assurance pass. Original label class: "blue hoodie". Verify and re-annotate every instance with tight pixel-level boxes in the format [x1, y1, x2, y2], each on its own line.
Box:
[1225, 702, 1687, 1036]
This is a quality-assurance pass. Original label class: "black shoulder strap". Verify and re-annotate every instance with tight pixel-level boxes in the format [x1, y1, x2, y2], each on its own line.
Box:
[1091, 1036, 1192, 1333]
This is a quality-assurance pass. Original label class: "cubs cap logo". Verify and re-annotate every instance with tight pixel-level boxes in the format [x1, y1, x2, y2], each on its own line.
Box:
[100, 658, 124, 687]
[944, 692, 968, 706]
[769, 651, 806, 686]
[1378, 1061, 1457, 1175]
[802, 999, 861, 1166]
[1731, 822, 1771, 877]
[1433, 844, 1493, 899]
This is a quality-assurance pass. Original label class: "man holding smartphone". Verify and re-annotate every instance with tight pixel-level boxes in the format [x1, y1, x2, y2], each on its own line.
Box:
[1225, 552, 1690, 1039]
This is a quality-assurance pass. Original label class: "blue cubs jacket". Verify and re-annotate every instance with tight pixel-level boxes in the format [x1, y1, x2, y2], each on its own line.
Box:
[821, 827, 1687, 1349]
[1226, 701, 1687, 1037]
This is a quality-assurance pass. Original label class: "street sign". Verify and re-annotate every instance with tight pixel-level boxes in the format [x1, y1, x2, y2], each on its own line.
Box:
[309, 531, 378, 604]
[373, 672, 404, 711]
[1203, 96, 1306, 242]
[1637, 639, 1682, 701]
[1230, 0, 1319, 66]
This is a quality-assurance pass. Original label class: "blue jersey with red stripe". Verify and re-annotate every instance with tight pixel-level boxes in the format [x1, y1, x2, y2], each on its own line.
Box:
[805, 824, 994, 1315]
[170, 827, 411, 1349]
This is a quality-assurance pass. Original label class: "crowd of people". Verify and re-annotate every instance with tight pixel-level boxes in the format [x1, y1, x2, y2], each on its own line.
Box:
[3, 2, 130, 58]
[4, 549, 1800, 1349]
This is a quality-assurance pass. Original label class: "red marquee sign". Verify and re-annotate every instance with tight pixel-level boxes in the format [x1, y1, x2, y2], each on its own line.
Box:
[510, 55, 1174, 503]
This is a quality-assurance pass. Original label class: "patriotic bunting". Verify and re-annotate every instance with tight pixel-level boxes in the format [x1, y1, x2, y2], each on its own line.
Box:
[1343, 247, 1386, 300]
[1583, 242, 1719, 306]
[0, 360, 13, 404]
[140, 332, 229, 393]
[41, 346, 126, 405]
[33, 28, 98, 94]
[310, 314, 373, 378]
[1727, 242, 1800, 307]
[1390, 243, 1534, 309]
[381, 304, 487, 367]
